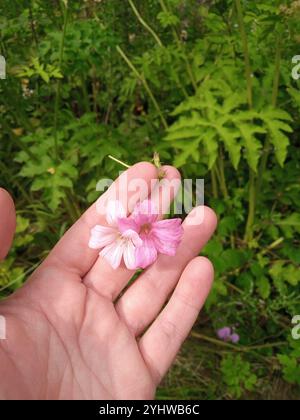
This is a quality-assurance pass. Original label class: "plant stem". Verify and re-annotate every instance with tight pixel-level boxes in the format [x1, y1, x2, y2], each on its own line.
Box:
[256, 38, 281, 197]
[191, 332, 286, 353]
[271, 40, 281, 108]
[259, 237, 284, 257]
[63, 196, 78, 224]
[158, 0, 197, 92]
[53, 1, 68, 161]
[211, 166, 218, 198]
[244, 169, 256, 242]
[29, 0, 38, 47]
[91, 64, 99, 119]
[128, 0, 163, 47]
[117, 46, 168, 129]
[108, 155, 131, 168]
[235, 0, 256, 242]
[128, 0, 188, 99]
[0, 262, 40, 293]
[235, 0, 253, 108]
[217, 152, 235, 247]
[217, 153, 229, 199]
[81, 75, 90, 113]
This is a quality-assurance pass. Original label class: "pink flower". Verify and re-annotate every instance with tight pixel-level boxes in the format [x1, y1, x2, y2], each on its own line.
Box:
[217, 327, 240, 344]
[89, 200, 142, 270]
[118, 200, 183, 269]
[230, 333, 240, 344]
[89, 199, 183, 270]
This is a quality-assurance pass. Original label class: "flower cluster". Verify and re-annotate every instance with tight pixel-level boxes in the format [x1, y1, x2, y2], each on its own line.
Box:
[89, 199, 183, 270]
[217, 327, 240, 344]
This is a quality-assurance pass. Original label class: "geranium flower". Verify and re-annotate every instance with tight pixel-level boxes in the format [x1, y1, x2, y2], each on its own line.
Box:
[89, 200, 142, 270]
[118, 200, 183, 269]
[217, 327, 240, 344]
[89, 199, 183, 270]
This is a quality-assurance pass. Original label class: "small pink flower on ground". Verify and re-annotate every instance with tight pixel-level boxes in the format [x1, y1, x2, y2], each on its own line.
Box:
[89, 200, 142, 270]
[118, 199, 183, 269]
[217, 327, 240, 344]
[230, 333, 240, 344]
[217, 327, 232, 341]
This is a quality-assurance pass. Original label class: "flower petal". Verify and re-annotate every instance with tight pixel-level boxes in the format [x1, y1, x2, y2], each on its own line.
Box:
[122, 229, 143, 248]
[100, 240, 124, 269]
[123, 240, 137, 270]
[132, 199, 159, 226]
[230, 333, 240, 344]
[118, 217, 139, 234]
[151, 218, 183, 256]
[106, 200, 126, 226]
[88, 225, 118, 249]
[217, 327, 232, 341]
[135, 238, 158, 269]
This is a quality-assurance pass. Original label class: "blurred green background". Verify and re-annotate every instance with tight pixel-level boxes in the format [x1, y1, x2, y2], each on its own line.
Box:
[0, 0, 300, 399]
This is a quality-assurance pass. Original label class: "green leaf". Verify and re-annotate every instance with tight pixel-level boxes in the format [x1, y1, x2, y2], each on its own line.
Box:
[204, 128, 218, 169]
[260, 108, 293, 167]
[215, 125, 241, 169]
[256, 276, 271, 299]
[157, 11, 179, 28]
[218, 216, 239, 236]
[221, 249, 248, 271]
[238, 124, 265, 172]
[276, 213, 300, 227]
[173, 139, 201, 167]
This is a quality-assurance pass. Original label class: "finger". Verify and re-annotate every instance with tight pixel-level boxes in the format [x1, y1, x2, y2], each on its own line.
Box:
[83, 166, 181, 300]
[0, 188, 16, 261]
[42, 162, 158, 278]
[116, 206, 217, 335]
[139, 256, 214, 385]
[149, 165, 181, 216]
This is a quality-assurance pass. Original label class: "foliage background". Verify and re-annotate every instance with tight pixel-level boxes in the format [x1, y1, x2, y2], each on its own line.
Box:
[1, 0, 300, 399]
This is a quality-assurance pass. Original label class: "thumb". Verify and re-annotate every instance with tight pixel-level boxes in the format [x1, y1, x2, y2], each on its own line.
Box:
[0, 188, 16, 261]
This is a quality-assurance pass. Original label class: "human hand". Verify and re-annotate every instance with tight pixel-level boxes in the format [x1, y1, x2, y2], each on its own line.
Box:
[0, 163, 217, 400]
[0, 188, 16, 261]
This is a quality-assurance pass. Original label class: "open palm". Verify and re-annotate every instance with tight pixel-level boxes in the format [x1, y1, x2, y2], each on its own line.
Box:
[0, 163, 217, 400]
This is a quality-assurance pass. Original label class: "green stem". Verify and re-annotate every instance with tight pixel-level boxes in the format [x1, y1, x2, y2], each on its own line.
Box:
[91, 64, 99, 118]
[117, 46, 168, 129]
[53, 1, 68, 161]
[128, 0, 188, 98]
[271, 40, 281, 108]
[256, 38, 281, 197]
[63, 195, 79, 224]
[128, 0, 163, 47]
[235, 0, 256, 242]
[29, 0, 38, 47]
[259, 237, 284, 257]
[81, 75, 90, 113]
[158, 0, 197, 92]
[217, 154, 229, 199]
[245, 169, 256, 242]
[191, 332, 286, 353]
[0, 262, 40, 293]
[217, 152, 235, 248]
[235, 0, 253, 108]
[211, 166, 218, 198]
[108, 155, 131, 169]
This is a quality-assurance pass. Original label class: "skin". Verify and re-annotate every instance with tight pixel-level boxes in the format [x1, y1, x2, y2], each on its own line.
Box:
[0, 188, 16, 261]
[0, 163, 217, 400]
